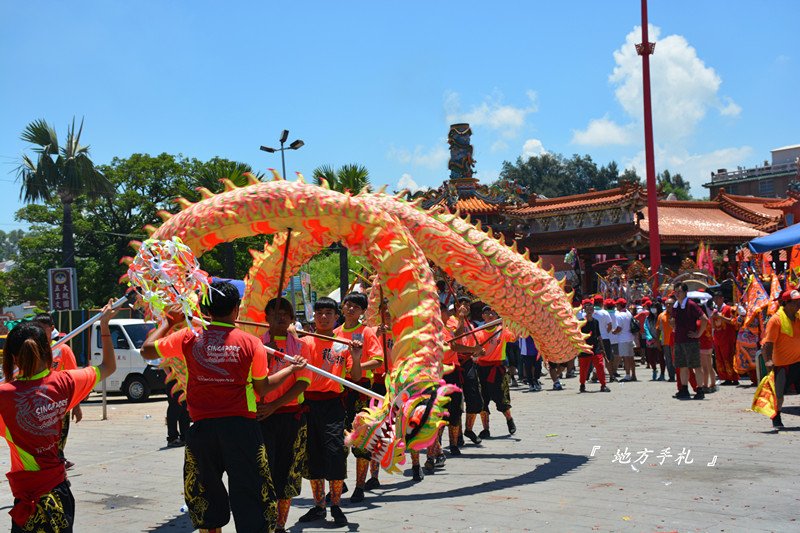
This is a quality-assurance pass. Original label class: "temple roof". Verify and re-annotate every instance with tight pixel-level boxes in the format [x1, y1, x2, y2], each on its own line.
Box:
[714, 191, 783, 230]
[420, 178, 510, 215]
[639, 200, 769, 243]
[507, 184, 643, 217]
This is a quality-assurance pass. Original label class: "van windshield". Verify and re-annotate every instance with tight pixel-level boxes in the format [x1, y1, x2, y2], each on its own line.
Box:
[123, 323, 156, 349]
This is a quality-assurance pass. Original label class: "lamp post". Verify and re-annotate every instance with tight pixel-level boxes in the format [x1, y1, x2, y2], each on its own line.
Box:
[260, 130, 305, 310]
[260, 129, 305, 180]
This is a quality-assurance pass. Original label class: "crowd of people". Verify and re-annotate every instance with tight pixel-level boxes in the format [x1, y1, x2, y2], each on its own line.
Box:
[1, 274, 798, 532]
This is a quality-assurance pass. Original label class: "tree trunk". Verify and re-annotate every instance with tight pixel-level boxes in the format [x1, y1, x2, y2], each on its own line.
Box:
[222, 242, 235, 278]
[62, 200, 76, 268]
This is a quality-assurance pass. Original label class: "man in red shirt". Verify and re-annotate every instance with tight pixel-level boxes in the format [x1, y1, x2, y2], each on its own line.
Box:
[670, 283, 708, 400]
[472, 307, 518, 438]
[143, 281, 307, 533]
[33, 313, 81, 471]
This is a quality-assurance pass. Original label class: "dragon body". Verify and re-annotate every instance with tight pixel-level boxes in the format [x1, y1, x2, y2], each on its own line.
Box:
[137, 176, 585, 473]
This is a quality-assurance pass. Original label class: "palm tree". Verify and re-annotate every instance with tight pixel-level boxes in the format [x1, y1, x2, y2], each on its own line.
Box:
[16, 118, 114, 268]
[312, 164, 371, 300]
[313, 163, 371, 194]
[192, 158, 265, 278]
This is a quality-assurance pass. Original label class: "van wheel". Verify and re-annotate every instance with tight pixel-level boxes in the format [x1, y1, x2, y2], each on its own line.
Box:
[124, 375, 150, 402]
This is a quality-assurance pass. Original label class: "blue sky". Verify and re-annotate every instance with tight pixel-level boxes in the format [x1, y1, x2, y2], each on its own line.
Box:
[1, 1, 797, 231]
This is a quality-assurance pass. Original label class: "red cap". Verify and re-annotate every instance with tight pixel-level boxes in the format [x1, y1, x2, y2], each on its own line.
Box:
[593, 294, 603, 303]
[581, 298, 592, 306]
[604, 298, 615, 307]
[616, 298, 627, 306]
[780, 289, 800, 302]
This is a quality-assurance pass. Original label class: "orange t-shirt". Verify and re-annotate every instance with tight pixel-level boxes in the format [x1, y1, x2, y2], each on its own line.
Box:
[474, 326, 517, 366]
[305, 336, 353, 396]
[155, 323, 268, 421]
[442, 323, 458, 367]
[51, 343, 78, 372]
[334, 323, 383, 383]
[657, 312, 674, 347]
[259, 335, 312, 408]
[764, 313, 800, 366]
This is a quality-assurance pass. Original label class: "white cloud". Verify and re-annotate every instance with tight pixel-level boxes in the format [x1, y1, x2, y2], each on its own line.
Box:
[397, 173, 422, 193]
[522, 139, 546, 159]
[571, 117, 634, 146]
[491, 140, 509, 152]
[387, 144, 449, 169]
[718, 96, 741, 117]
[574, 24, 746, 195]
[444, 90, 538, 138]
[624, 145, 754, 196]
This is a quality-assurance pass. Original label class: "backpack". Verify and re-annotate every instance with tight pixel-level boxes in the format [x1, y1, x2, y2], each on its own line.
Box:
[629, 315, 641, 335]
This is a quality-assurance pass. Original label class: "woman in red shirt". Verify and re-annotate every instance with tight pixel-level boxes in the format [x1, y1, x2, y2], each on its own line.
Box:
[0, 302, 118, 532]
[698, 301, 717, 393]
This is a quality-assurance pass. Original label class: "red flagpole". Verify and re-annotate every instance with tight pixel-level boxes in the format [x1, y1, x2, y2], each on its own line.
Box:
[638, 0, 661, 292]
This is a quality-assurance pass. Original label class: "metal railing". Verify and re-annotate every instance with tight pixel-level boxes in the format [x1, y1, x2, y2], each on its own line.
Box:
[710, 161, 798, 182]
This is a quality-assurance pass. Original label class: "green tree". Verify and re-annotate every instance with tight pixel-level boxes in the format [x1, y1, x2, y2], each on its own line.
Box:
[0, 229, 25, 262]
[312, 164, 372, 298]
[16, 118, 114, 268]
[657, 169, 691, 200]
[186, 157, 266, 278]
[313, 164, 371, 194]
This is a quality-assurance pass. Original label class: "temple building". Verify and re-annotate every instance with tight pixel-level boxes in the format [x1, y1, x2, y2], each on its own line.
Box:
[420, 124, 800, 294]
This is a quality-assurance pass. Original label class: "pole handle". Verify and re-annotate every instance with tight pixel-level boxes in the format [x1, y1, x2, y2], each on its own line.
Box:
[264, 345, 383, 402]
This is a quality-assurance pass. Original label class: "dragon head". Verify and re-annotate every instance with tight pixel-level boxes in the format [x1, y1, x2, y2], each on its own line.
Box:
[346, 371, 458, 474]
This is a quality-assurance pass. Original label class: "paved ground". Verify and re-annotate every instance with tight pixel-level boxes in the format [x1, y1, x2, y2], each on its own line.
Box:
[2, 370, 798, 533]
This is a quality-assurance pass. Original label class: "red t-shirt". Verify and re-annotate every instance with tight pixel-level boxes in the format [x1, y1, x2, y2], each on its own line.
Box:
[0, 367, 99, 499]
[673, 299, 704, 344]
[155, 323, 268, 421]
[51, 343, 77, 372]
[712, 304, 738, 344]
[259, 334, 312, 409]
[334, 323, 383, 383]
[698, 319, 714, 350]
[474, 326, 517, 366]
[305, 336, 353, 397]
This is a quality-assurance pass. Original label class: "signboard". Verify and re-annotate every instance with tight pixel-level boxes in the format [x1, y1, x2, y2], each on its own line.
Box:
[48, 268, 78, 311]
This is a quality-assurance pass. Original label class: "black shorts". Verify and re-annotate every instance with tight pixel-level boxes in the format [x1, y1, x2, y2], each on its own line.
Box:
[443, 368, 464, 425]
[461, 359, 483, 414]
[12, 480, 74, 533]
[477, 364, 511, 413]
[305, 398, 348, 480]
[260, 411, 307, 499]
[184, 416, 276, 532]
[775, 362, 800, 402]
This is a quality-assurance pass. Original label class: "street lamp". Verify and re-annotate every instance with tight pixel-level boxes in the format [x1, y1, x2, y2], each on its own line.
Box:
[260, 130, 305, 310]
[260, 129, 305, 180]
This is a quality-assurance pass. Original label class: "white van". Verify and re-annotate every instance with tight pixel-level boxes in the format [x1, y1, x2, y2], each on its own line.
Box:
[88, 318, 167, 401]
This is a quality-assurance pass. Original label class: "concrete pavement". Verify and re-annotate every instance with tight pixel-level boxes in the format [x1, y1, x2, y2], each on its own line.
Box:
[1, 372, 797, 532]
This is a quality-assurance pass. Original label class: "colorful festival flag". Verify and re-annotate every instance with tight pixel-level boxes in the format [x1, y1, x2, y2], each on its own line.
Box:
[760, 253, 774, 279]
[768, 274, 782, 316]
[790, 244, 800, 274]
[743, 275, 769, 328]
[751, 372, 777, 419]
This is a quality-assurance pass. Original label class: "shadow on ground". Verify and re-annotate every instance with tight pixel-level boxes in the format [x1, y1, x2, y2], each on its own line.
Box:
[145, 513, 194, 532]
[288, 452, 588, 530]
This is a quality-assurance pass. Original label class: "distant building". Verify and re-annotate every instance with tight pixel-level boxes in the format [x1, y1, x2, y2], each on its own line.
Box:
[704, 145, 800, 198]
